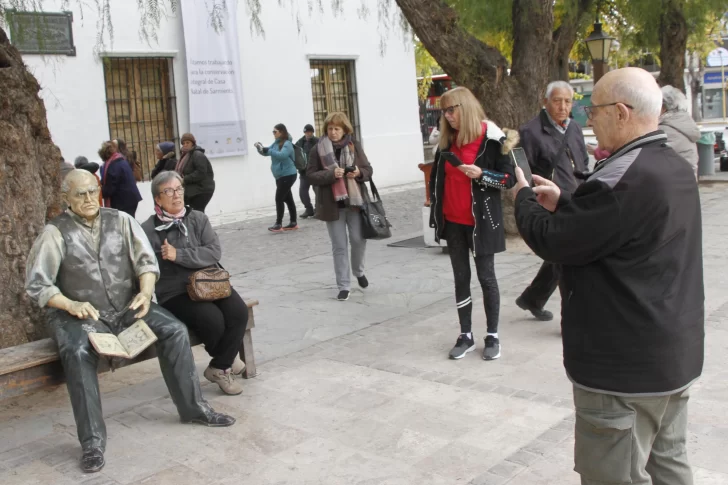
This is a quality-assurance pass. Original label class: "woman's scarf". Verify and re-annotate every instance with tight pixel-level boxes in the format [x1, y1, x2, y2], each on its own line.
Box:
[154, 205, 188, 237]
[316, 135, 364, 207]
[175, 145, 192, 175]
[101, 152, 124, 207]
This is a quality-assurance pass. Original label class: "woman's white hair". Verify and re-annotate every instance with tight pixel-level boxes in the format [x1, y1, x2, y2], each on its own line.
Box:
[610, 80, 663, 119]
[545, 81, 574, 99]
[661, 85, 689, 113]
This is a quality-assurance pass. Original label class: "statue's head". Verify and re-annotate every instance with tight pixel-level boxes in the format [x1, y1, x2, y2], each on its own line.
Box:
[62, 170, 101, 220]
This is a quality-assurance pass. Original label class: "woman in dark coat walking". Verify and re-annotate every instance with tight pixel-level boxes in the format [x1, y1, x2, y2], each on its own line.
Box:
[98, 141, 143, 217]
[151, 141, 178, 179]
[176, 133, 216, 213]
[429, 87, 517, 361]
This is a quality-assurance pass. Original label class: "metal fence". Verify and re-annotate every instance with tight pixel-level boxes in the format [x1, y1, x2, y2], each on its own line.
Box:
[102, 57, 179, 181]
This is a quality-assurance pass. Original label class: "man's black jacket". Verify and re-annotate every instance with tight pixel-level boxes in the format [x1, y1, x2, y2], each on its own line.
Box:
[515, 132, 704, 395]
[519, 109, 589, 193]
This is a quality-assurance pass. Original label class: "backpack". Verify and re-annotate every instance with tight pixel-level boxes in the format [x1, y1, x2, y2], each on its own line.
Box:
[292, 143, 307, 172]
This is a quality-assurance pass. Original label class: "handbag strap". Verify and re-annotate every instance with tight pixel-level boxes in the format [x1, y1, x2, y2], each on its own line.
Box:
[367, 178, 382, 202]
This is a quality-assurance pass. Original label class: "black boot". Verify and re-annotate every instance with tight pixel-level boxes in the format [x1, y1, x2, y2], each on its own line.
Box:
[301, 207, 315, 219]
[182, 411, 236, 427]
[81, 448, 105, 473]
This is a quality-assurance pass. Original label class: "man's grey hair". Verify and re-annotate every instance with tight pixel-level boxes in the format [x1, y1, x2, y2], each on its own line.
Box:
[609, 80, 663, 119]
[151, 170, 183, 197]
[61, 169, 95, 194]
[661, 85, 689, 113]
[545, 81, 574, 99]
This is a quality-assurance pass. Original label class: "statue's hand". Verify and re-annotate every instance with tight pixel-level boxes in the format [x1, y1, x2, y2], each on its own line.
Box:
[67, 301, 100, 321]
[129, 293, 152, 319]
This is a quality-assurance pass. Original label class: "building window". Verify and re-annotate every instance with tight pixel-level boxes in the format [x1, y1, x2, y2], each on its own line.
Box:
[309, 60, 361, 142]
[102, 57, 179, 180]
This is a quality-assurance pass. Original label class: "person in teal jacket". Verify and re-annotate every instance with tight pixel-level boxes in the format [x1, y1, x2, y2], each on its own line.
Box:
[255, 123, 298, 232]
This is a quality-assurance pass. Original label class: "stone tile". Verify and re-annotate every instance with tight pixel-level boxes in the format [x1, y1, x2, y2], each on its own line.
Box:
[537, 429, 572, 443]
[488, 459, 524, 479]
[321, 389, 393, 414]
[505, 449, 542, 467]
[416, 442, 499, 483]
[126, 466, 209, 485]
[469, 471, 509, 485]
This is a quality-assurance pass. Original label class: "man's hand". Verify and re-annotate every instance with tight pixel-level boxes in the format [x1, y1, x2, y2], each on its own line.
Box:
[512, 166, 531, 198]
[345, 167, 360, 179]
[161, 239, 177, 261]
[129, 292, 152, 319]
[458, 165, 482, 179]
[66, 301, 100, 321]
[532, 175, 561, 213]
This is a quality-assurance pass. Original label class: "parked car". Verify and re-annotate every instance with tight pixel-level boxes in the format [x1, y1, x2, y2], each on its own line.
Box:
[714, 131, 725, 154]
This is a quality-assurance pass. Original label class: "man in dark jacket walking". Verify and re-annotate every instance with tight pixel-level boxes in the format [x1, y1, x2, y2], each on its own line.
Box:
[515, 81, 589, 321]
[295, 124, 319, 218]
[514, 67, 703, 485]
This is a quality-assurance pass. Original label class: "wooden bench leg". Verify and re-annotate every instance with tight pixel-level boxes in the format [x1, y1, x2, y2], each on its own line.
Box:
[240, 329, 257, 378]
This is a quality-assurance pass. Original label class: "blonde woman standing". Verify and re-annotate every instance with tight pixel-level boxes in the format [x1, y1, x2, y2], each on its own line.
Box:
[429, 87, 518, 361]
[306, 112, 373, 301]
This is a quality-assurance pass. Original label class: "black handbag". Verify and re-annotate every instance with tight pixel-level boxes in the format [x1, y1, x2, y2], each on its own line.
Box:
[360, 179, 392, 240]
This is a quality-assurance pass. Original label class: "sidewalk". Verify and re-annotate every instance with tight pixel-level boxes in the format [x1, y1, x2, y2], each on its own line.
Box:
[1, 183, 727, 484]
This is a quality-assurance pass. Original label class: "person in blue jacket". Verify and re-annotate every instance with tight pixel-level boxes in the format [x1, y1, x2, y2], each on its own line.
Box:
[98, 141, 142, 217]
[255, 123, 298, 232]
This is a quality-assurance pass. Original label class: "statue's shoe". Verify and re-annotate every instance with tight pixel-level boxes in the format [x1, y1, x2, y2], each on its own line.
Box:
[81, 448, 105, 473]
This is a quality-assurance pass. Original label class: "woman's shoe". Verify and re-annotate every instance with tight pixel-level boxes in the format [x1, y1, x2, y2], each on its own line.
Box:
[232, 355, 246, 375]
[283, 222, 298, 231]
[204, 366, 244, 395]
[268, 224, 283, 233]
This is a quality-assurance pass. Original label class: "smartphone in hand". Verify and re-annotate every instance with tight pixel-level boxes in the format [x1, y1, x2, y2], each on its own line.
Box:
[440, 151, 464, 167]
[510, 148, 533, 185]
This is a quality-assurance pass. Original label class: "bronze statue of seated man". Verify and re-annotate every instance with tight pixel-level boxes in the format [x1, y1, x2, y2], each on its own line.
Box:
[25, 170, 235, 474]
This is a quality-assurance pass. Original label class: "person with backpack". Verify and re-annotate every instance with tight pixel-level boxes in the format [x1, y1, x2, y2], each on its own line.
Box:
[255, 123, 298, 232]
[295, 124, 319, 218]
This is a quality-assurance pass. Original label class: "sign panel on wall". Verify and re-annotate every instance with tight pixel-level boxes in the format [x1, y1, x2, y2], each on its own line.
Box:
[180, 0, 247, 158]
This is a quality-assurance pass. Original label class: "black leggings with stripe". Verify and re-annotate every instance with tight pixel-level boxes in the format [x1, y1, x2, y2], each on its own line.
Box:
[444, 222, 500, 334]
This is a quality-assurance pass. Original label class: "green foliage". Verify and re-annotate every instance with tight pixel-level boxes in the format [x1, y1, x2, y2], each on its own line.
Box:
[415, 39, 442, 100]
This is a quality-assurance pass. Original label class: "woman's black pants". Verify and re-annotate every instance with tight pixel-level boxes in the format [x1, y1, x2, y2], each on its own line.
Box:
[274, 174, 298, 224]
[162, 289, 248, 370]
[444, 222, 500, 335]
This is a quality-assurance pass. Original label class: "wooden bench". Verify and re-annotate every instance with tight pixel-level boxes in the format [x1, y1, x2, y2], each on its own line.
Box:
[0, 299, 258, 401]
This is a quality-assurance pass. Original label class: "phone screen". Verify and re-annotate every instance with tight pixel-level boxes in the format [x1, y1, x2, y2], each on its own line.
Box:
[440, 151, 463, 167]
[510, 148, 533, 185]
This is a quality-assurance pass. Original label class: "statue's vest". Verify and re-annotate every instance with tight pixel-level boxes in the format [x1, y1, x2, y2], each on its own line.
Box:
[49, 209, 136, 313]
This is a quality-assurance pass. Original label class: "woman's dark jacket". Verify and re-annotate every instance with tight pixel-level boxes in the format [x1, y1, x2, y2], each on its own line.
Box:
[151, 151, 178, 179]
[141, 208, 221, 304]
[306, 138, 373, 222]
[103, 156, 142, 213]
[429, 121, 518, 256]
[180, 146, 215, 199]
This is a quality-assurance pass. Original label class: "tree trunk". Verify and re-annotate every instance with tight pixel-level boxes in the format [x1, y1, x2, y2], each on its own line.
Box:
[657, 0, 687, 91]
[0, 26, 63, 349]
[549, 0, 596, 82]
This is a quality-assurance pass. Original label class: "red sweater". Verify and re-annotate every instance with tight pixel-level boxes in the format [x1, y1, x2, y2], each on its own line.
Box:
[443, 123, 486, 226]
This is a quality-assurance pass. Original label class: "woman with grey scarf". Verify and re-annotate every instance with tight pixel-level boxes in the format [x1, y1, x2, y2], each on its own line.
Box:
[306, 112, 373, 301]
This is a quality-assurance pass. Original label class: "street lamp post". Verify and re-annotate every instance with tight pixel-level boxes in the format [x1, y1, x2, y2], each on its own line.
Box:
[584, 7, 615, 84]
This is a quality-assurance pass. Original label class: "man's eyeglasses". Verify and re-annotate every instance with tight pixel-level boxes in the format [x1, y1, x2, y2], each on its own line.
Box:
[161, 187, 185, 197]
[583, 102, 634, 120]
[441, 104, 461, 115]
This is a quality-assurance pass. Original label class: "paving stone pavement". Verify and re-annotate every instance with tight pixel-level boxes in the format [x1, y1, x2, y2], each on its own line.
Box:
[1, 182, 728, 484]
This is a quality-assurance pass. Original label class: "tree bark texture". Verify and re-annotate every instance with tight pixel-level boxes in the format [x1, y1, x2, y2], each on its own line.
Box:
[657, 0, 687, 92]
[0, 27, 63, 349]
[549, 0, 595, 81]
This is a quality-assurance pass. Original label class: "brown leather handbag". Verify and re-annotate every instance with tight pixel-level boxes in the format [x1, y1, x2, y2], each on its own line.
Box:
[187, 266, 232, 301]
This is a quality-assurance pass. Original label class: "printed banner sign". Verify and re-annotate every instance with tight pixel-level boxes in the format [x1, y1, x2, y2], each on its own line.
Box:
[181, 0, 247, 158]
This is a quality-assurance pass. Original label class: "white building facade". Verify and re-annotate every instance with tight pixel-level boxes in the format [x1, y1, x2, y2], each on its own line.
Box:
[16, 1, 423, 221]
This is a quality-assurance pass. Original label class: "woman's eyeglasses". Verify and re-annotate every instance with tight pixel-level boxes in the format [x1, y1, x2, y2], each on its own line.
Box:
[161, 187, 185, 197]
[441, 104, 461, 115]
